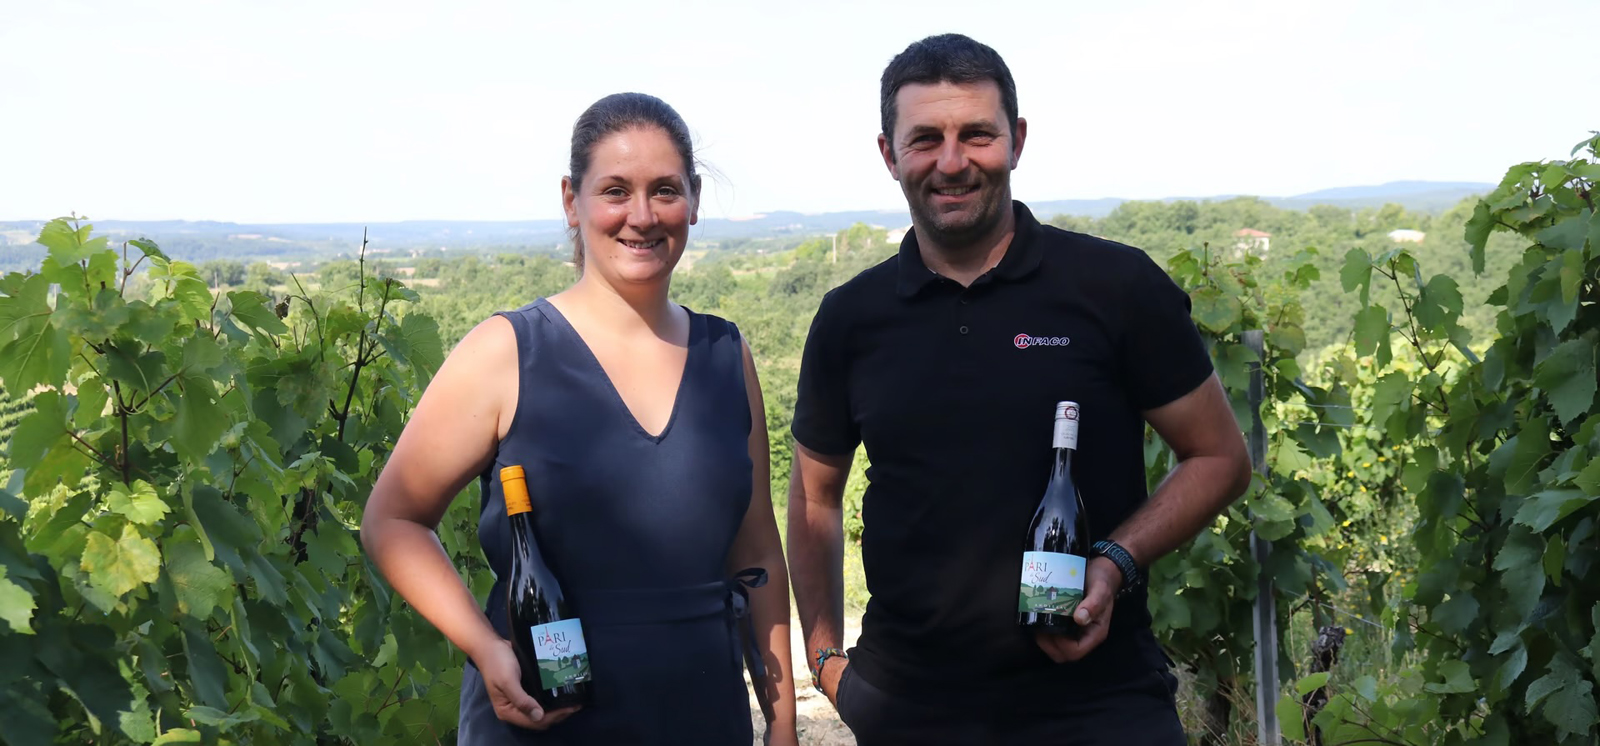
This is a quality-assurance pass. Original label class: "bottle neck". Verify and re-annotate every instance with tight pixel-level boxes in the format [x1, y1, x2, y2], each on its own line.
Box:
[1052, 445, 1074, 474]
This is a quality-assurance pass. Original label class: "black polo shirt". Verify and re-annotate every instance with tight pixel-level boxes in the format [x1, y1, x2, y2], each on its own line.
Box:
[792, 202, 1213, 702]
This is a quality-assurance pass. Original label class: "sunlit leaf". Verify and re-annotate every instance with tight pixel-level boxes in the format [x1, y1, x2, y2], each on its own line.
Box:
[105, 481, 170, 526]
[227, 290, 289, 337]
[35, 219, 109, 264]
[165, 532, 233, 619]
[0, 566, 37, 634]
[1189, 286, 1242, 333]
[80, 524, 161, 598]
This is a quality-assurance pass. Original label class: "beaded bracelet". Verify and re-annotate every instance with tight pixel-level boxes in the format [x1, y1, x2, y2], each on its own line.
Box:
[810, 647, 848, 692]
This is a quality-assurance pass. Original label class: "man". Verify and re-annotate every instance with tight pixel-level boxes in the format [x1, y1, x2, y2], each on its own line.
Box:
[786, 34, 1252, 744]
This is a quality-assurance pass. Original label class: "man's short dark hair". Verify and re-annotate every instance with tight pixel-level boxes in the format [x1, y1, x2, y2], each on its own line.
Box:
[879, 34, 1018, 142]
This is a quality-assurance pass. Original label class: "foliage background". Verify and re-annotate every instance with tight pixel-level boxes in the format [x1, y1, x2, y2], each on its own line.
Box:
[2, 136, 1596, 744]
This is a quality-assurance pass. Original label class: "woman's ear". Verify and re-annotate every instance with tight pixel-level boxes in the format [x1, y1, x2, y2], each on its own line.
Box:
[689, 174, 702, 226]
[562, 175, 579, 228]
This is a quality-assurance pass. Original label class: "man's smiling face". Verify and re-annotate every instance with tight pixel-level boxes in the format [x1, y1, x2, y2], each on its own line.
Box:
[879, 79, 1024, 245]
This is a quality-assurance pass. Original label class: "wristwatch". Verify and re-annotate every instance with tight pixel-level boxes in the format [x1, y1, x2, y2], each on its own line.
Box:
[1091, 540, 1145, 598]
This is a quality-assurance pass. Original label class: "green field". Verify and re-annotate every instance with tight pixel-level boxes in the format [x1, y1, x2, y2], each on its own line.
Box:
[1018, 584, 1084, 615]
[537, 653, 591, 688]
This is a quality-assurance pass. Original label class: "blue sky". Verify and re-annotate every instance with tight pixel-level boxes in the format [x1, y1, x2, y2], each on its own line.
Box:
[2, 0, 1595, 223]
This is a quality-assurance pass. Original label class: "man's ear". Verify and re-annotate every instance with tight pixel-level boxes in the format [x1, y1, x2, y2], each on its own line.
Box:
[1010, 117, 1028, 170]
[561, 176, 579, 228]
[878, 133, 900, 180]
[1004, 117, 1030, 170]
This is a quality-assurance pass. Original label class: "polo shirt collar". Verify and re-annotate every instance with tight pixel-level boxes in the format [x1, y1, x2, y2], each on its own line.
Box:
[895, 201, 1045, 298]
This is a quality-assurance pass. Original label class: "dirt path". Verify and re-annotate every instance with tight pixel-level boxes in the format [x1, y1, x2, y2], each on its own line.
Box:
[749, 614, 862, 744]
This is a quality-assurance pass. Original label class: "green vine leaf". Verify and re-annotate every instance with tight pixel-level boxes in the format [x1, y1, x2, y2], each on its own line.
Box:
[1558, 249, 1585, 305]
[1353, 305, 1392, 366]
[7, 391, 70, 469]
[105, 481, 170, 526]
[0, 566, 37, 634]
[1536, 214, 1591, 252]
[183, 705, 259, 729]
[1415, 274, 1464, 333]
[1576, 456, 1600, 496]
[0, 317, 70, 394]
[1513, 490, 1596, 533]
[1426, 660, 1476, 693]
[179, 620, 230, 709]
[170, 375, 229, 464]
[152, 727, 203, 744]
[226, 290, 289, 337]
[1496, 643, 1529, 693]
[1296, 671, 1331, 695]
[1527, 655, 1598, 739]
[80, 525, 161, 598]
[1533, 337, 1598, 425]
[1465, 202, 1495, 274]
[1190, 286, 1242, 333]
[1341, 248, 1374, 304]
[36, 220, 110, 265]
[165, 532, 233, 619]
[1433, 592, 1479, 635]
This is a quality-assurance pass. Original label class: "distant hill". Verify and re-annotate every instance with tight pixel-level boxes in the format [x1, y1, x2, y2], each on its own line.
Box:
[1031, 181, 1495, 219]
[0, 181, 1496, 268]
[1288, 181, 1494, 200]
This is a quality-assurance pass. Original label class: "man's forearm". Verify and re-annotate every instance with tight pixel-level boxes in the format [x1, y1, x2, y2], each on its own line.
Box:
[1109, 452, 1252, 569]
[787, 488, 847, 662]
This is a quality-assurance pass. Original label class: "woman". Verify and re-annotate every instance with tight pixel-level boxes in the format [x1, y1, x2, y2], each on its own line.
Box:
[361, 93, 798, 745]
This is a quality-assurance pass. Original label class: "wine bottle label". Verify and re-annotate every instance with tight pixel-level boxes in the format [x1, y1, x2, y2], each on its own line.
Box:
[1053, 402, 1080, 450]
[528, 619, 591, 689]
[1018, 551, 1086, 616]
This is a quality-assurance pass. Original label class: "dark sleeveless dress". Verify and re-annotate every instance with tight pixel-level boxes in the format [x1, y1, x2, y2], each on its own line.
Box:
[458, 298, 763, 745]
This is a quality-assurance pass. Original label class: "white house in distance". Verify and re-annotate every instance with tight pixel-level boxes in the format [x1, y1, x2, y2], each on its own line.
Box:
[1233, 228, 1271, 256]
[1387, 229, 1426, 243]
[887, 225, 912, 244]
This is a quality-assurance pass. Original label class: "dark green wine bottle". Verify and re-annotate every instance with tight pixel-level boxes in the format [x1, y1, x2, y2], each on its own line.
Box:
[1018, 401, 1091, 637]
[502, 465, 593, 709]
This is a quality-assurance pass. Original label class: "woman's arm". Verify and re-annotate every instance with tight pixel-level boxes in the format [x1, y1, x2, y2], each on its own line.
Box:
[725, 338, 798, 744]
[359, 315, 575, 729]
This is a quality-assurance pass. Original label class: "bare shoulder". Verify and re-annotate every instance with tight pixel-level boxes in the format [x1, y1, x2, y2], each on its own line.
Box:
[455, 314, 517, 358]
[421, 314, 521, 437]
[738, 333, 757, 366]
[434, 315, 518, 381]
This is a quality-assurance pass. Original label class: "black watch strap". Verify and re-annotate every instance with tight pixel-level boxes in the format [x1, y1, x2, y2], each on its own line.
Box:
[1092, 540, 1144, 597]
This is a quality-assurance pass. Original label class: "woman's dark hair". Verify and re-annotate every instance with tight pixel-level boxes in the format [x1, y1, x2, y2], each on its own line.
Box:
[566, 92, 698, 273]
[879, 34, 1018, 150]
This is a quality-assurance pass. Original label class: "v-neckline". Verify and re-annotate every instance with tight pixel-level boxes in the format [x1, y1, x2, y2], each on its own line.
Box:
[539, 298, 696, 443]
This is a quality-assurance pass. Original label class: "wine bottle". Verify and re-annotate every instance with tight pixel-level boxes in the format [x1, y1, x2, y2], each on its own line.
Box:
[502, 465, 593, 709]
[1018, 401, 1092, 636]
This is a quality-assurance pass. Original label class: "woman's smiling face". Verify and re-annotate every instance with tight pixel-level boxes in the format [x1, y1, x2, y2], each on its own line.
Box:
[563, 125, 699, 287]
